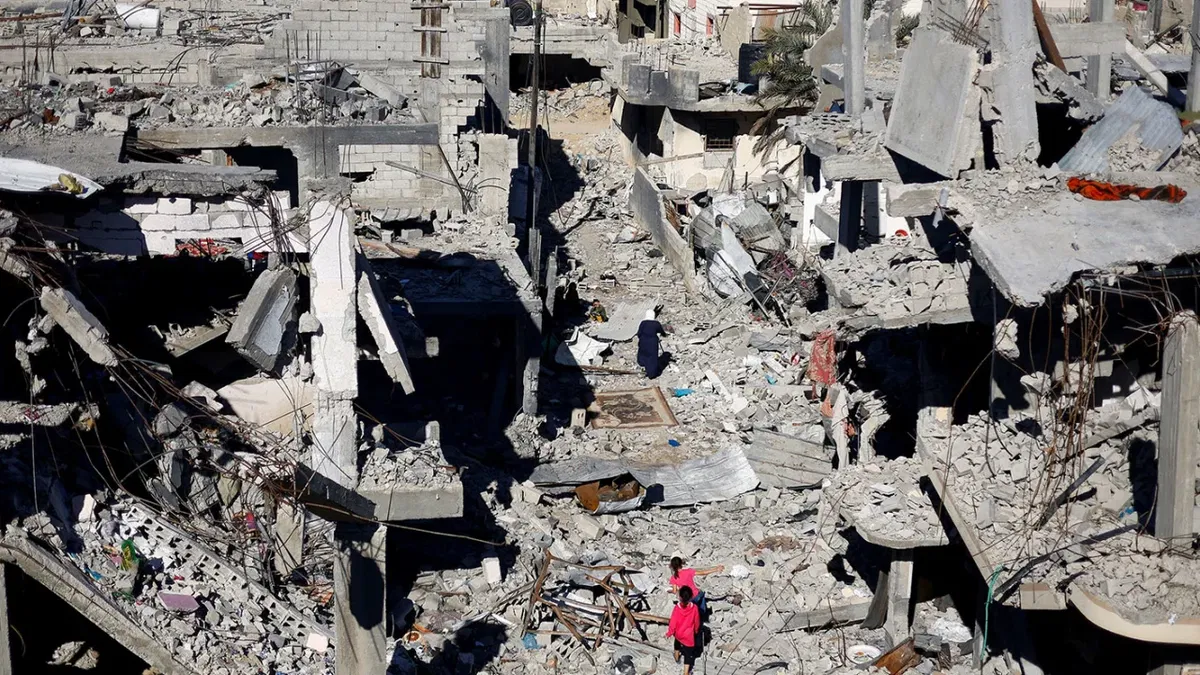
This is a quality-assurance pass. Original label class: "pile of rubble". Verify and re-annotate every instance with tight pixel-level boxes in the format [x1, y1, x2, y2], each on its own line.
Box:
[6, 66, 409, 134]
[512, 80, 609, 119]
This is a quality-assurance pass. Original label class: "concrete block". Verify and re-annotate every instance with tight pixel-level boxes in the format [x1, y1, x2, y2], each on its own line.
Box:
[599, 514, 622, 534]
[536, 622, 554, 648]
[514, 482, 542, 504]
[227, 267, 298, 372]
[305, 632, 330, 653]
[93, 112, 129, 133]
[1048, 21, 1125, 58]
[357, 254, 415, 394]
[124, 198, 158, 215]
[39, 287, 118, 366]
[573, 514, 604, 540]
[885, 28, 980, 177]
[482, 556, 502, 586]
[156, 197, 192, 215]
[139, 214, 210, 232]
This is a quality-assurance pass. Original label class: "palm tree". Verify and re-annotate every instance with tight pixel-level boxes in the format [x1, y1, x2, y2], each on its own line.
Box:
[748, 0, 834, 153]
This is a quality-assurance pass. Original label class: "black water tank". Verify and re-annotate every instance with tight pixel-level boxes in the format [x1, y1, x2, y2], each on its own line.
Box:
[738, 42, 767, 84]
[509, 0, 534, 27]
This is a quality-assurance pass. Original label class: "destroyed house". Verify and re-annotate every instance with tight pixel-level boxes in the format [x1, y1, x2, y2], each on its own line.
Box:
[2, 0, 1200, 674]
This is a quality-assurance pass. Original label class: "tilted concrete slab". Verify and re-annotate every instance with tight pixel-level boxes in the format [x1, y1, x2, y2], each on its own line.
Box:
[227, 267, 298, 372]
[39, 287, 118, 366]
[0, 536, 200, 675]
[356, 253, 415, 394]
[968, 193, 1200, 306]
[885, 28, 981, 178]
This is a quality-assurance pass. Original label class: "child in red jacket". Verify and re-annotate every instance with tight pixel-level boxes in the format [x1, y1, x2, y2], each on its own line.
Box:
[666, 586, 701, 675]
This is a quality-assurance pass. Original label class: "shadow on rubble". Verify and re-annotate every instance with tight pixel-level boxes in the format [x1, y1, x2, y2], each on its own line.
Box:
[422, 621, 508, 675]
[7, 565, 150, 674]
[361, 256, 546, 588]
[529, 124, 605, 441]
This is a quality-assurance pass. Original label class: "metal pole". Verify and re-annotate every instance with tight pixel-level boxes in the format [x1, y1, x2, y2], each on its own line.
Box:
[525, 0, 544, 289]
[1188, 0, 1200, 112]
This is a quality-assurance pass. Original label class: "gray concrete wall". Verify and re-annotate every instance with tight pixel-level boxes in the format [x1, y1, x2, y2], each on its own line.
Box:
[630, 167, 696, 292]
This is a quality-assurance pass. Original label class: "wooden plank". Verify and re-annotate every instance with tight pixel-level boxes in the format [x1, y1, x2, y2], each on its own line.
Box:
[414, 56, 450, 65]
[1032, 0, 1067, 72]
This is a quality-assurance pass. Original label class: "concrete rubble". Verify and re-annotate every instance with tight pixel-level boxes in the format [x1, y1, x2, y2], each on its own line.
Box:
[1, 0, 1200, 673]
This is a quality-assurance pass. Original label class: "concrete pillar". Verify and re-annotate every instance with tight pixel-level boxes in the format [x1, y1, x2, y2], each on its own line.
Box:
[308, 201, 359, 489]
[883, 550, 914, 645]
[1087, 0, 1115, 99]
[335, 523, 389, 675]
[1156, 312, 1199, 540]
[836, 180, 863, 256]
[841, 0, 865, 115]
[1189, 0, 1200, 112]
[862, 181, 881, 238]
[989, 0, 1041, 164]
[478, 134, 515, 216]
[0, 564, 11, 675]
[517, 305, 542, 415]
[272, 501, 305, 577]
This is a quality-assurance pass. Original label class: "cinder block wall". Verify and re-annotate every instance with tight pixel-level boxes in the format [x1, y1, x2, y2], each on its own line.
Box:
[259, 0, 503, 216]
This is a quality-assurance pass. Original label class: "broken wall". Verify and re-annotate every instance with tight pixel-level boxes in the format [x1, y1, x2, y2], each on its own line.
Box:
[57, 194, 304, 257]
[630, 167, 696, 292]
[659, 111, 803, 191]
[0, 45, 240, 87]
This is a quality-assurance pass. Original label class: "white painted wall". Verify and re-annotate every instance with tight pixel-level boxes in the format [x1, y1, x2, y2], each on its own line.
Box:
[65, 194, 306, 257]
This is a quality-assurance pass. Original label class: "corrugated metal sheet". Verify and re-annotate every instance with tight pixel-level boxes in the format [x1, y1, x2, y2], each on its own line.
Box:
[529, 446, 760, 506]
[0, 158, 102, 198]
[731, 201, 785, 248]
[1058, 86, 1183, 174]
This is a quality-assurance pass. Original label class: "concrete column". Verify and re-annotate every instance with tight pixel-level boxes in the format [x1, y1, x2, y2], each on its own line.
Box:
[1189, 0, 1200, 112]
[272, 501, 305, 577]
[836, 180, 863, 256]
[862, 181, 881, 238]
[0, 564, 11, 675]
[841, 0, 865, 115]
[308, 201, 359, 489]
[517, 305, 542, 415]
[335, 523, 389, 675]
[1087, 0, 1116, 99]
[1156, 312, 1199, 540]
[883, 550, 914, 645]
[990, 0, 1041, 164]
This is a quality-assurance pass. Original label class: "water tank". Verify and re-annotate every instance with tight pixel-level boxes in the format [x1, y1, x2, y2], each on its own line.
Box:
[509, 0, 534, 27]
[738, 42, 768, 85]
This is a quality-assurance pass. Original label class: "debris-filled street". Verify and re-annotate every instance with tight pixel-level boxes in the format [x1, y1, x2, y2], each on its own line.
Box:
[2, 0, 1200, 674]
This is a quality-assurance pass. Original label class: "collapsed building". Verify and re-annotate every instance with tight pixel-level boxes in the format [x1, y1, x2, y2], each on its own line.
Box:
[2, 0, 1200, 674]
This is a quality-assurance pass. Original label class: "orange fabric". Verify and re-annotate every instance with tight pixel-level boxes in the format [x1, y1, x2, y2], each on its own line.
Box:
[1067, 177, 1187, 204]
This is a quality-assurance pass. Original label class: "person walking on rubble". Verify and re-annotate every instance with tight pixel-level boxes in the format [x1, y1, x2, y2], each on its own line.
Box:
[636, 309, 667, 379]
[668, 556, 723, 620]
[666, 586, 702, 675]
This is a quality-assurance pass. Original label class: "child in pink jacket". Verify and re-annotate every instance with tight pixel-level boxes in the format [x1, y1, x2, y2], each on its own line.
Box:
[666, 586, 701, 675]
